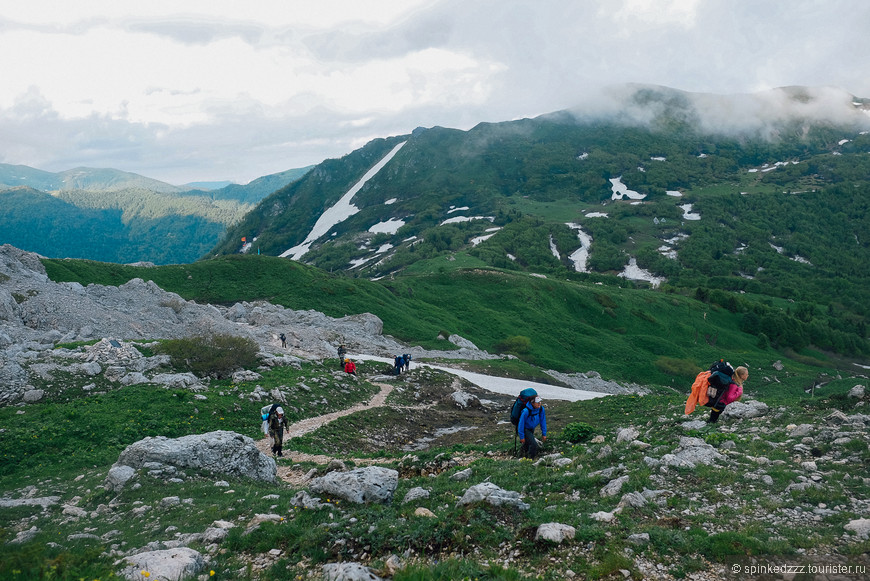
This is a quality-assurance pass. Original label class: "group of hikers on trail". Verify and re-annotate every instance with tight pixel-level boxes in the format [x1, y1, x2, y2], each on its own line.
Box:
[508, 358, 749, 460]
[394, 354, 411, 375]
[336, 344, 358, 375]
[262, 338, 749, 462]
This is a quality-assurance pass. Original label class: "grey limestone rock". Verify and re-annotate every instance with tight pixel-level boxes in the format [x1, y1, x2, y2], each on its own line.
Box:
[116, 547, 204, 581]
[600, 475, 630, 497]
[661, 436, 724, 468]
[535, 522, 576, 543]
[114, 430, 276, 483]
[402, 487, 430, 504]
[845, 518, 870, 539]
[450, 468, 473, 481]
[722, 399, 769, 419]
[309, 466, 398, 504]
[105, 465, 137, 492]
[22, 389, 45, 403]
[322, 562, 383, 581]
[457, 482, 529, 510]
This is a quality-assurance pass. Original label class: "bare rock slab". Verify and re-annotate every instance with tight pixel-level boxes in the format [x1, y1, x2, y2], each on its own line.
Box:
[113, 430, 276, 484]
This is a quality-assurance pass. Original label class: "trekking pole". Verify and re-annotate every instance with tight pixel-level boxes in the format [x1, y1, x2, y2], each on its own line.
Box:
[513, 433, 517, 457]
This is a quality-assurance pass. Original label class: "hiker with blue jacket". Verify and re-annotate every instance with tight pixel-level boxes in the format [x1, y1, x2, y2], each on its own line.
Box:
[518, 396, 547, 458]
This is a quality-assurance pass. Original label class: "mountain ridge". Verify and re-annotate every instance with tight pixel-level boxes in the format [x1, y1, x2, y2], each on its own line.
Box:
[0, 164, 313, 264]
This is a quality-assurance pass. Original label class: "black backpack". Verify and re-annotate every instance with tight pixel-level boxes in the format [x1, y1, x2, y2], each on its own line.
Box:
[510, 388, 539, 426]
[708, 360, 734, 388]
[706, 360, 734, 403]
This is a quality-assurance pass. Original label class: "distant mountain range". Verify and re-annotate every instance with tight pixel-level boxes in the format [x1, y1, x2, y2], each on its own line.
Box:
[0, 164, 312, 264]
[0, 164, 186, 194]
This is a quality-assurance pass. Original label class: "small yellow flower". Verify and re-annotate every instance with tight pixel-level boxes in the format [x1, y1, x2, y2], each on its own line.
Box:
[210, 571, 216, 577]
[142, 572, 151, 579]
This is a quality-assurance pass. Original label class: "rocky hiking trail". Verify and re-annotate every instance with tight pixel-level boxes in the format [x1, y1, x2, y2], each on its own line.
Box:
[255, 382, 442, 485]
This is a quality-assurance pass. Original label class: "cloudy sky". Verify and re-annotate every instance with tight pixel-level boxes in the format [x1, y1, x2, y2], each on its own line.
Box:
[2, 0, 869, 185]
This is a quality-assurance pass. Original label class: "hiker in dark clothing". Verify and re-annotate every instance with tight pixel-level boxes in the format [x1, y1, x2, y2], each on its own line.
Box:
[394, 355, 403, 375]
[337, 345, 347, 368]
[518, 396, 547, 459]
[268, 406, 289, 457]
[402, 353, 411, 372]
[279, 333, 286, 348]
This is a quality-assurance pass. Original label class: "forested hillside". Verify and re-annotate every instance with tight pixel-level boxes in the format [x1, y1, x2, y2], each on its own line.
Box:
[0, 166, 311, 264]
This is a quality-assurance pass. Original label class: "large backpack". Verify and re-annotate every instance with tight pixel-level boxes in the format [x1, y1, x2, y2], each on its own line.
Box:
[510, 388, 538, 426]
[261, 403, 279, 434]
[706, 360, 734, 402]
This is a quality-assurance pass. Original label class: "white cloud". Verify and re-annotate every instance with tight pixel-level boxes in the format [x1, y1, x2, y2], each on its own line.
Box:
[1, 0, 869, 184]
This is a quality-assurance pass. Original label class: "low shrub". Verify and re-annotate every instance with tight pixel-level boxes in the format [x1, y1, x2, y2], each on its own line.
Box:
[561, 422, 596, 443]
[495, 335, 532, 355]
[703, 432, 737, 447]
[654, 356, 699, 379]
[154, 333, 259, 378]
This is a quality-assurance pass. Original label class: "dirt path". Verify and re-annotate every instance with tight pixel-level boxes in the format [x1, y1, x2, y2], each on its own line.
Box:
[255, 382, 423, 485]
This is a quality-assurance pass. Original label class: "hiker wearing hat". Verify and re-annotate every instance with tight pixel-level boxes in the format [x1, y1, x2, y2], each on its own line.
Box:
[268, 406, 289, 457]
[518, 396, 547, 459]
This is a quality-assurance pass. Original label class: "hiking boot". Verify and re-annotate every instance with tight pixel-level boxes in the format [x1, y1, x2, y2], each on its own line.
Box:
[277, 451, 283, 457]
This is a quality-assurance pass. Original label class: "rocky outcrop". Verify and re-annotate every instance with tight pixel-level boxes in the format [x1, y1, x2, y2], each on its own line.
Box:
[0, 244, 498, 404]
[111, 431, 276, 485]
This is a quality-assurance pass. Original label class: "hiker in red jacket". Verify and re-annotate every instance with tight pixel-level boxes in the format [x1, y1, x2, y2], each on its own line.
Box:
[344, 359, 357, 375]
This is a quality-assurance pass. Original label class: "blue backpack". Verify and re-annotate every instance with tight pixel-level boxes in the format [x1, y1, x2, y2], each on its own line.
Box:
[510, 388, 538, 426]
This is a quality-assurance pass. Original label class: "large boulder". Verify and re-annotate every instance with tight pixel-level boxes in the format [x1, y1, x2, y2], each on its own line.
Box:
[309, 466, 398, 504]
[113, 431, 276, 483]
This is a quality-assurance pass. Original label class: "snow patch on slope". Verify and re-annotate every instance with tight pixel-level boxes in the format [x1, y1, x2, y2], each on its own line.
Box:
[566, 222, 593, 273]
[280, 142, 407, 260]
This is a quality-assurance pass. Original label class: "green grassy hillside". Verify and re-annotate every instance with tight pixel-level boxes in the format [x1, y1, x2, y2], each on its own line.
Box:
[43, 254, 864, 391]
[2, 346, 867, 580]
[203, 101, 870, 368]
